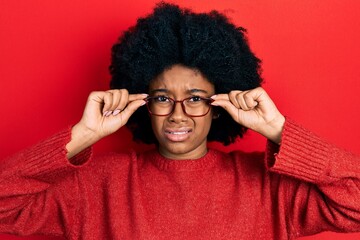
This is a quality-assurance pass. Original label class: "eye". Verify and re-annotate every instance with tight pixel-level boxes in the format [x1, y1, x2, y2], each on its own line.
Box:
[153, 96, 170, 102]
[188, 96, 203, 102]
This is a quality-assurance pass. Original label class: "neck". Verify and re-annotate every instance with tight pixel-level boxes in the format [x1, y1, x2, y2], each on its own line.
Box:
[158, 144, 208, 160]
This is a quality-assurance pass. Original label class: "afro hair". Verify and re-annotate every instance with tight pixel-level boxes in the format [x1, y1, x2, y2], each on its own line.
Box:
[109, 2, 263, 145]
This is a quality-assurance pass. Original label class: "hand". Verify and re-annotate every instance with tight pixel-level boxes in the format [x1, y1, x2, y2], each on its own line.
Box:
[66, 89, 147, 158]
[211, 87, 285, 144]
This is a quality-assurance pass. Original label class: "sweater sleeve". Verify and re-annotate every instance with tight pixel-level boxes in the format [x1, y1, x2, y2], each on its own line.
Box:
[265, 118, 360, 238]
[0, 127, 92, 237]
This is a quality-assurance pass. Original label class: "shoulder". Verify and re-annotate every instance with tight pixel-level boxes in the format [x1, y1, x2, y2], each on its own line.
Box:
[79, 150, 137, 178]
[212, 148, 266, 166]
[212, 148, 267, 175]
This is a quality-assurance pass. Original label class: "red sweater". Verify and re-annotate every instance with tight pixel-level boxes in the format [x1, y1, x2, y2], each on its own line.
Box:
[0, 119, 359, 239]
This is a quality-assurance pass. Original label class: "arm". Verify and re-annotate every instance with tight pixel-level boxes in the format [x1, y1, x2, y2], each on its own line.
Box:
[211, 87, 285, 144]
[0, 128, 91, 236]
[0, 89, 147, 236]
[66, 90, 147, 158]
[212, 87, 360, 235]
[266, 119, 360, 237]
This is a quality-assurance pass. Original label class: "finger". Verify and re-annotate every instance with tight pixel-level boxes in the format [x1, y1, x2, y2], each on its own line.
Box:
[106, 90, 122, 112]
[211, 98, 241, 121]
[211, 93, 230, 101]
[118, 99, 146, 124]
[243, 91, 259, 109]
[129, 93, 149, 102]
[229, 91, 243, 109]
[115, 89, 129, 113]
[242, 87, 266, 109]
[236, 91, 253, 111]
[213, 92, 249, 111]
[102, 92, 114, 116]
[110, 90, 125, 116]
[113, 92, 148, 116]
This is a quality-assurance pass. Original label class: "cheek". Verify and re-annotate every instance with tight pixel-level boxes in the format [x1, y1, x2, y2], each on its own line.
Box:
[195, 116, 213, 134]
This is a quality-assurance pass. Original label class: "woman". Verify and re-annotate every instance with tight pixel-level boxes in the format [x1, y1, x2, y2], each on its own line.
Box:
[1, 3, 359, 240]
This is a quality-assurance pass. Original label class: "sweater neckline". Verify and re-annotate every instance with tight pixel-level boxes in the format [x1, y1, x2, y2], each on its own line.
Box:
[144, 148, 221, 172]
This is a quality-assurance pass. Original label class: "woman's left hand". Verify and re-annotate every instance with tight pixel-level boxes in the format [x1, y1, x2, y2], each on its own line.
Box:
[211, 87, 285, 144]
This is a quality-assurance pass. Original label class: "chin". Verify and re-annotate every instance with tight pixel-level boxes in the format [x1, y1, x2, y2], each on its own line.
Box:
[158, 140, 207, 159]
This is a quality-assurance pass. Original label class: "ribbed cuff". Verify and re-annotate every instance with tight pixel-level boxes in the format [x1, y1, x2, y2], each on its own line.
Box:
[266, 118, 332, 183]
[16, 127, 92, 182]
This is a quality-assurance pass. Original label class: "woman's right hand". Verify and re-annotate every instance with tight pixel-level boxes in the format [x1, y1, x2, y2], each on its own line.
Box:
[66, 89, 147, 159]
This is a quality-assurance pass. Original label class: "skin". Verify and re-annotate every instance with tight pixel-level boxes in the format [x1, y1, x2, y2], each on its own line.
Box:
[148, 65, 215, 160]
[66, 64, 285, 159]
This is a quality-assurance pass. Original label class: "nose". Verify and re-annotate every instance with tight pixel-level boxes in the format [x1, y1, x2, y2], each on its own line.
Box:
[169, 101, 187, 122]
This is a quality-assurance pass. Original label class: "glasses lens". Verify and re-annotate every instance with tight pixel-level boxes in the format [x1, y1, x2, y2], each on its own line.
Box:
[147, 96, 211, 116]
[183, 97, 211, 116]
[147, 96, 174, 115]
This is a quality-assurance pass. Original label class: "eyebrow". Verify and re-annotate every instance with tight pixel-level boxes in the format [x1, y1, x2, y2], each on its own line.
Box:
[149, 88, 209, 95]
[149, 89, 168, 95]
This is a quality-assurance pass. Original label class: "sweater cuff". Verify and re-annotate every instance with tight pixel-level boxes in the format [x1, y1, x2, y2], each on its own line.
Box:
[15, 127, 92, 182]
[265, 118, 331, 183]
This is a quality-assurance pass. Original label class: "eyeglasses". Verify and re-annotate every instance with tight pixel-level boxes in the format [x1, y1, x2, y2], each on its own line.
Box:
[144, 96, 214, 117]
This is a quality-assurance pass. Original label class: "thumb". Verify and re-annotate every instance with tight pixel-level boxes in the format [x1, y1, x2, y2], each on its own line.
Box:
[119, 99, 146, 124]
[211, 94, 241, 121]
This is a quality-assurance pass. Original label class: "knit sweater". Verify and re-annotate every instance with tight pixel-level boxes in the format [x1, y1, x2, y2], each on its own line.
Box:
[0, 119, 359, 240]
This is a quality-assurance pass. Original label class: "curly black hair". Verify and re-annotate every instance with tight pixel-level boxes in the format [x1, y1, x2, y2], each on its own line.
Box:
[109, 2, 263, 145]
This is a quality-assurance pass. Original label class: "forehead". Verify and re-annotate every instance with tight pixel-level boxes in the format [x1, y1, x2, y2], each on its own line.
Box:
[149, 64, 214, 93]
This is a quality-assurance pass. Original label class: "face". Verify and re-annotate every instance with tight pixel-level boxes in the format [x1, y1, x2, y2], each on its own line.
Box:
[149, 64, 215, 160]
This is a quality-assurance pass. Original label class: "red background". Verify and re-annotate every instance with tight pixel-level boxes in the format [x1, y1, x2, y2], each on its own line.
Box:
[1, 0, 360, 239]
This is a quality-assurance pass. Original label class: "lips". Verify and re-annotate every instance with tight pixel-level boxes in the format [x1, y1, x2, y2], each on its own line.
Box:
[164, 128, 192, 142]
[165, 130, 190, 135]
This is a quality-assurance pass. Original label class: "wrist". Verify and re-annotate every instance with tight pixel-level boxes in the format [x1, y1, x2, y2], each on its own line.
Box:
[66, 122, 100, 159]
[260, 114, 285, 144]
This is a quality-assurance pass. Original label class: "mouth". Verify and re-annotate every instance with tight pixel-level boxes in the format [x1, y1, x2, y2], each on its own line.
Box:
[164, 129, 192, 142]
[165, 130, 191, 134]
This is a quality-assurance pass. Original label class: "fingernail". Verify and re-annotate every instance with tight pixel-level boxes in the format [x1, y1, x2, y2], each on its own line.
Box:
[103, 111, 109, 116]
[211, 102, 219, 106]
[210, 95, 217, 99]
[105, 111, 113, 117]
[141, 101, 146, 106]
[113, 109, 121, 116]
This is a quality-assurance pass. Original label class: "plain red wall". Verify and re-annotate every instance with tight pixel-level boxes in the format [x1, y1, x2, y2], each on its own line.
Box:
[1, 0, 359, 239]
